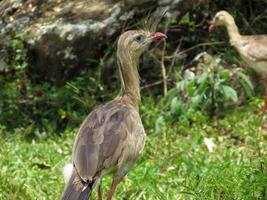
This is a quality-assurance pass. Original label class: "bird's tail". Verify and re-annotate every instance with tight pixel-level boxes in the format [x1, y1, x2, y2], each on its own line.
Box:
[60, 165, 94, 200]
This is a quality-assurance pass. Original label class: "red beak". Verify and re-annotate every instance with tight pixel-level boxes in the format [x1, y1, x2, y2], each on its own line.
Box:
[150, 32, 167, 41]
[208, 23, 216, 32]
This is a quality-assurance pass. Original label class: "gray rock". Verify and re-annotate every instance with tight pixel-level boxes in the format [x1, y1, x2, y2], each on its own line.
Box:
[0, 0, 201, 84]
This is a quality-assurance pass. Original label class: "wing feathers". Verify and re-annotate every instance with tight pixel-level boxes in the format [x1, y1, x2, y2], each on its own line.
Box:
[102, 133, 120, 157]
[242, 35, 267, 61]
[74, 144, 99, 180]
[72, 101, 136, 181]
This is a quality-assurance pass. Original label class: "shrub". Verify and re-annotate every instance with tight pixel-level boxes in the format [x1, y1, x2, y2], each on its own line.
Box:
[162, 53, 254, 122]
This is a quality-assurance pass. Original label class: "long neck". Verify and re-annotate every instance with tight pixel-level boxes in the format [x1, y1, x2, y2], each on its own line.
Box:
[117, 52, 141, 109]
[225, 19, 241, 43]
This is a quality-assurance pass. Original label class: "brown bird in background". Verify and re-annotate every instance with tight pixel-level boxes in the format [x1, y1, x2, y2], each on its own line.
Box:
[60, 13, 167, 200]
[209, 11, 267, 116]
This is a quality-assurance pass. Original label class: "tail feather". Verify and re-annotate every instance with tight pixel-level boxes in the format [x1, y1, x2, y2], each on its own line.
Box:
[78, 183, 93, 200]
[60, 169, 93, 200]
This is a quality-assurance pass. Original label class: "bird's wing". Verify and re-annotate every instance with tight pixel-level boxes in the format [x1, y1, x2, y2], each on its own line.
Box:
[72, 101, 135, 181]
[242, 35, 267, 61]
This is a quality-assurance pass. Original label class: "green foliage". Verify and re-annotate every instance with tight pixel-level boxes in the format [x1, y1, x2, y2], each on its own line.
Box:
[0, 98, 266, 200]
[0, 34, 114, 136]
[0, 1, 267, 199]
[0, 32, 28, 73]
[0, 71, 113, 137]
[163, 54, 254, 122]
[0, 31, 118, 137]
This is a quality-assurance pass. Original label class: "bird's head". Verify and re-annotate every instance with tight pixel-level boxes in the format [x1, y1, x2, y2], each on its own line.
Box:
[117, 30, 167, 60]
[209, 11, 234, 32]
[117, 8, 167, 63]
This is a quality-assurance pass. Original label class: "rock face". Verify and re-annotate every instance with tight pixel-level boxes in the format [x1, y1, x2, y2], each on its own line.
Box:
[0, 0, 201, 84]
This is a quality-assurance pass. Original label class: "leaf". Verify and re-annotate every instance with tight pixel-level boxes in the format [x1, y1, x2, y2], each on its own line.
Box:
[176, 80, 187, 91]
[191, 95, 202, 108]
[236, 71, 254, 89]
[165, 88, 177, 104]
[213, 57, 221, 65]
[197, 72, 209, 94]
[170, 97, 184, 114]
[220, 69, 231, 80]
[180, 12, 190, 24]
[155, 116, 165, 134]
[66, 82, 80, 94]
[197, 71, 209, 84]
[187, 81, 195, 97]
[236, 71, 254, 97]
[221, 85, 238, 102]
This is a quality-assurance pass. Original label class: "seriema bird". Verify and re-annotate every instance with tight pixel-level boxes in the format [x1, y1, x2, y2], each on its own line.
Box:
[209, 11, 267, 116]
[60, 17, 167, 200]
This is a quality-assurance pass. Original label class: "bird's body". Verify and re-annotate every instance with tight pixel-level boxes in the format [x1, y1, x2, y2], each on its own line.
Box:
[60, 24, 167, 199]
[61, 99, 145, 200]
[73, 99, 145, 178]
[209, 11, 267, 115]
[229, 35, 267, 74]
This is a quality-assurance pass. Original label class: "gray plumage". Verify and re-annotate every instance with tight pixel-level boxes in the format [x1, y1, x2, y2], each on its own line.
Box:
[60, 27, 166, 199]
[61, 101, 145, 200]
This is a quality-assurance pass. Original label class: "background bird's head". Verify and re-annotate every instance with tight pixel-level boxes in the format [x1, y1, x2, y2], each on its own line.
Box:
[117, 30, 166, 61]
[209, 11, 235, 32]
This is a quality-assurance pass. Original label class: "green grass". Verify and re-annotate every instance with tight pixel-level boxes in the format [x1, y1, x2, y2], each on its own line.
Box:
[0, 98, 266, 200]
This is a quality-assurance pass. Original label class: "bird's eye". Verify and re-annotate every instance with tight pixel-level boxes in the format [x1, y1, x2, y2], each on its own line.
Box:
[134, 35, 146, 43]
[215, 16, 221, 21]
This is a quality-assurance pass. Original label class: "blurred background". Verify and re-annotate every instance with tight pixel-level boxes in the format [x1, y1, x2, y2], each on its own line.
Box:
[0, 0, 266, 199]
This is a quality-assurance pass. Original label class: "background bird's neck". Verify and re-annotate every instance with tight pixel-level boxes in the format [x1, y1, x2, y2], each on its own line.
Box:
[118, 56, 141, 110]
[225, 20, 241, 43]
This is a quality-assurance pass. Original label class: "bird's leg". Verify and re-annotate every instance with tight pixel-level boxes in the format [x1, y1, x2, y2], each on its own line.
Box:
[106, 179, 119, 200]
[98, 181, 103, 200]
[259, 77, 267, 116]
